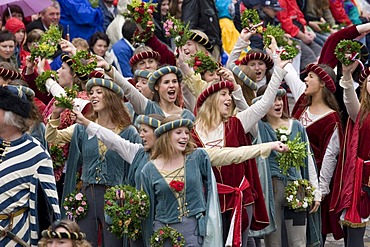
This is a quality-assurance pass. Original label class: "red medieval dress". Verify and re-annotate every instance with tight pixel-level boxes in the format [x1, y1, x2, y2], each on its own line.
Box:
[293, 95, 344, 239]
[331, 111, 370, 227]
[192, 117, 269, 247]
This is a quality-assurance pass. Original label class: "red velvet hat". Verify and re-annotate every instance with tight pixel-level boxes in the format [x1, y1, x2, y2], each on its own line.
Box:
[196, 80, 234, 109]
[240, 52, 274, 71]
[0, 67, 22, 80]
[305, 63, 336, 93]
[129, 50, 161, 67]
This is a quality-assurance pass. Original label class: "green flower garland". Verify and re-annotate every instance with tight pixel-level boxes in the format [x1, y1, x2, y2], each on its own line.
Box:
[275, 132, 308, 175]
[186, 51, 219, 74]
[285, 179, 315, 211]
[241, 9, 262, 32]
[335, 39, 362, 66]
[35, 70, 59, 93]
[104, 185, 150, 240]
[54, 85, 79, 110]
[30, 24, 62, 60]
[318, 23, 331, 34]
[263, 24, 299, 60]
[150, 226, 185, 247]
[63, 190, 88, 221]
[70, 50, 97, 76]
[163, 14, 191, 47]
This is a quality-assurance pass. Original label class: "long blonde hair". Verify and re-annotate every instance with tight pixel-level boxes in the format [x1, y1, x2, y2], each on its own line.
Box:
[196, 90, 228, 134]
[360, 81, 370, 125]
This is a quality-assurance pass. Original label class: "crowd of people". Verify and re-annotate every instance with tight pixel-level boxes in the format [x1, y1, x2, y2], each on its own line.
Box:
[0, 0, 370, 246]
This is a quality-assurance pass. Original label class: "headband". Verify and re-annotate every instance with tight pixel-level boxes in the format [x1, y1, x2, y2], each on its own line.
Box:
[154, 119, 193, 137]
[41, 230, 86, 240]
[196, 80, 234, 109]
[230, 63, 258, 91]
[134, 115, 161, 129]
[189, 32, 213, 52]
[240, 52, 274, 71]
[252, 88, 287, 104]
[134, 70, 152, 79]
[147, 66, 183, 92]
[85, 78, 124, 97]
[0, 67, 22, 80]
[129, 50, 161, 67]
[305, 64, 336, 93]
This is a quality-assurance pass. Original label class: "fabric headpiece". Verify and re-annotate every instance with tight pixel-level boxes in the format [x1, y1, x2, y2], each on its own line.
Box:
[61, 54, 89, 83]
[305, 63, 336, 93]
[252, 88, 286, 104]
[134, 70, 152, 79]
[41, 230, 86, 241]
[0, 67, 22, 80]
[134, 115, 161, 129]
[89, 70, 104, 79]
[0, 85, 32, 118]
[85, 78, 124, 97]
[196, 80, 234, 109]
[5, 17, 25, 34]
[189, 31, 214, 52]
[154, 119, 193, 137]
[147, 66, 183, 92]
[230, 63, 258, 91]
[240, 52, 274, 71]
[129, 50, 161, 67]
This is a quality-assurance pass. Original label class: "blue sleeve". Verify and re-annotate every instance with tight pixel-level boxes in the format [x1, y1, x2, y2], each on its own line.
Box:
[58, 0, 104, 25]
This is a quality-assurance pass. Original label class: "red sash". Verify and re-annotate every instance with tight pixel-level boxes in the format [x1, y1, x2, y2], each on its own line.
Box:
[217, 177, 250, 247]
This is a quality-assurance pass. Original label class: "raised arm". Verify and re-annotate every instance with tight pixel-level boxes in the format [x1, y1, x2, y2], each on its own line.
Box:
[226, 29, 255, 69]
[283, 63, 306, 102]
[205, 141, 288, 166]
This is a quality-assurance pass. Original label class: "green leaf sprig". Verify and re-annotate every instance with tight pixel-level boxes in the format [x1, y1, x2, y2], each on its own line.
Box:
[263, 24, 300, 60]
[186, 51, 219, 74]
[54, 85, 79, 110]
[70, 50, 97, 76]
[335, 39, 362, 66]
[241, 9, 261, 30]
[30, 24, 62, 60]
[275, 132, 308, 175]
[35, 70, 59, 93]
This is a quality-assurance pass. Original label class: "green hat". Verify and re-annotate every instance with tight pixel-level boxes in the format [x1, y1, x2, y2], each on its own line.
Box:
[134, 70, 152, 79]
[252, 88, 286, 104]
[147, 66, 183, 92]
[134, 115, 161, 129]
[85, 78, 123, 97]
[154, 119, 193, 137]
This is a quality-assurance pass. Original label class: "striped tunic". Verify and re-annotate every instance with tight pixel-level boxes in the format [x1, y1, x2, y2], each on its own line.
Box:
[0, 134, 60, 246]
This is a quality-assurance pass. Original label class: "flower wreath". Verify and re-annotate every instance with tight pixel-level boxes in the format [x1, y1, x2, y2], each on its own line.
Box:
[54, 85, 79, 110]
[70, 51, 97, 76]
[285, 179, 315, 211]
[104, 185, 150, 239]
[163, 15, 191, 48]
[241, 9, 263, 33]
[335, 39, 362, 66]
[186, 51, 219, 74]
[275, 132, 308, 175]
[123, 0, 157, 44]
[263, 24, 299, 60]
[30, 24, 62, 60]
[150, 226, 185, 247]
[35, 70, 59, 93]
[63, 190, 88, 221]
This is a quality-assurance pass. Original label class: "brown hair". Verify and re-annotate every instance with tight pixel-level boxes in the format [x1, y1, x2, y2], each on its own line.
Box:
[24, 29, 43, 52]
[150, 115, 196, 160]
[257, 85, 289, 121]
[38, 220, 91, 247]
[89, 87, 132, 130]
[72, 38, 89, 51]
[359, 80, 370, 125]
[302, 64, 341, 116]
